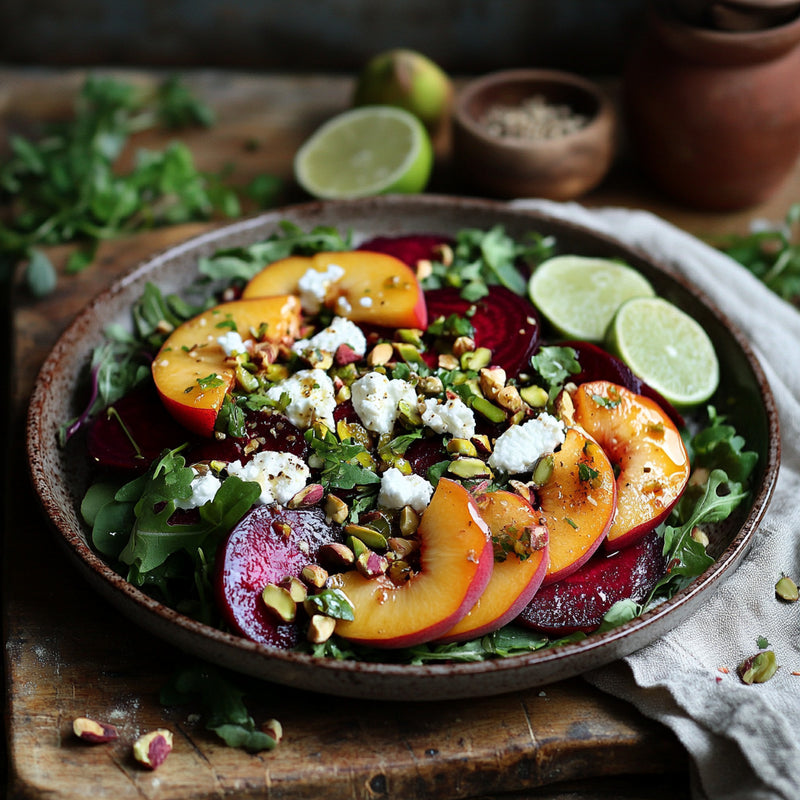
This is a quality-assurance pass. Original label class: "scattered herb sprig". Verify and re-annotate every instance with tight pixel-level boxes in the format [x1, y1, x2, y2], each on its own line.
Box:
[715, 203, 800, 306]
[420, 224, 555, 301]
[0, 74, 282, 296]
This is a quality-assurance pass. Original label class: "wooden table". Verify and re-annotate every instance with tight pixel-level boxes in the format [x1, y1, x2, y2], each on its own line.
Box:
[4, 68, 798, 800]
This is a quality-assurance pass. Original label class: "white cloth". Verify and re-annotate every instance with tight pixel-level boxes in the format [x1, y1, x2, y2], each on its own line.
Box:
[512, 200, 800, 800]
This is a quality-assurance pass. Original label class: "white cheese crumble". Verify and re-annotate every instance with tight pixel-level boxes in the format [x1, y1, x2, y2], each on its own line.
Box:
[291, 316, 367, 359]
[227, 450, 310, 505]
[297, 263, 345, 314]
[350, 372, 417, 435]
[488, 413, 566, 474]
[266, 368, 336, 430]
[217, 330, 252, 357]
[421, 396, 476, 439]
[378, 467, 433, 513]
[174, 470, 223, 510]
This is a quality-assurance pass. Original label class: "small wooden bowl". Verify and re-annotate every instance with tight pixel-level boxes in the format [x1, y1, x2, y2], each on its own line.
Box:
[452, 69, 617, 200]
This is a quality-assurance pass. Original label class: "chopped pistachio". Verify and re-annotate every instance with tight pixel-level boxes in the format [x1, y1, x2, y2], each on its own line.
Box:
[738, 650, 779, 684]
[776, 575, 799, 602]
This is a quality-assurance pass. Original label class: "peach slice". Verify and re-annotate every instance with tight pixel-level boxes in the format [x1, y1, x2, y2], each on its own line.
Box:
[540, 427, 617, 585]
[329, 478, 493, 648]
[437, 490, 549, 643]
[241, 250, 427, 329]
[565, 380, 690, 550]
[152, 295, 301, 437]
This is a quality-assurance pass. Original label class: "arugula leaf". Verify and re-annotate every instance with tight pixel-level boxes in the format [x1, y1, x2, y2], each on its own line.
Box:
[58, 333, 152, 445]
[84, 449, 258, 606]
[161, 663, 278, 752]
[198, 222, 352, 282]
[304, 588, 355, 621]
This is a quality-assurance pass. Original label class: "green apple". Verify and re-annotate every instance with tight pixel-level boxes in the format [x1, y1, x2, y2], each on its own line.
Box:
[353, 48, 453, 133]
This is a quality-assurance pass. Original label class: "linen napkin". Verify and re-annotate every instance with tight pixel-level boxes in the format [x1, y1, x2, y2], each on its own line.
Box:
[511, 200, 800, 800]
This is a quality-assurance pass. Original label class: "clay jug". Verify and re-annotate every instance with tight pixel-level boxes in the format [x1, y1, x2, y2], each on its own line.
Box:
[623, 1, 800, 210]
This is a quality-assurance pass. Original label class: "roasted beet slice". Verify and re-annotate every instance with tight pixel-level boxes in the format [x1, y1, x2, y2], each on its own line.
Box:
[517, 529, 667, 635]
[216, 505, 342, 648]
[358, 234, 454, 267]
[425, 286, 540, 378]
[186, 411, 307, 465]
[559, 341, 685, 429]
[405, 435, 447, 478]
[86, 383, 192, 473]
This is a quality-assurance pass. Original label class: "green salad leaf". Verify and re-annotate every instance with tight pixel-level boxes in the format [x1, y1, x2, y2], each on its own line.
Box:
[420, 224, 555, 301]
[161, 663, 278, 752]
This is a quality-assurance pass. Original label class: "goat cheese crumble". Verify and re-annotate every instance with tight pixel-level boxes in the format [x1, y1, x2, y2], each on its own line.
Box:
[378, 467, 434, 513]
[267, 369, 336, 430]
[421, 396, 476, 439]
[175, 469, 223, 510]
[297, 263, 345, 314]
[488, 413, 566, 473]
[217, 330, 252, 357]
[291, 316, 367, 359]
[351, 372, 417, 435]
[227, 450, 310, 505]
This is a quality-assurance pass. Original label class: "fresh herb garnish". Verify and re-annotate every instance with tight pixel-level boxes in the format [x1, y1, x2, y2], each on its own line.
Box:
[578, 462, 600, 482]
[304, 428, 381, 491]
[599, 407, 758, 630]
[198, 221, 352, 282]
[420, 225, 555, 301]
[1, 75, 281, 295]
[715, 203, 800, 305]
[161, 663, 279, 752]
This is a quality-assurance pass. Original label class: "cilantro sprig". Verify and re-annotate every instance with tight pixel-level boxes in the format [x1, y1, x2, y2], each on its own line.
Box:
[420, 224, 555, 301]
[1, 74, 281, 296]
[715, 203, 800, 306]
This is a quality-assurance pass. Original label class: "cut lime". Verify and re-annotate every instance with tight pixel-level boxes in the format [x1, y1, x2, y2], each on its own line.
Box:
[607, 296, 720, 407]
[528, 255, 655, 342]
[294, 105, 433, 199]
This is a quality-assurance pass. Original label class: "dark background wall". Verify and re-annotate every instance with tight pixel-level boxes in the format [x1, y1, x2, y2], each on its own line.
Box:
[0, 1, 648, 75]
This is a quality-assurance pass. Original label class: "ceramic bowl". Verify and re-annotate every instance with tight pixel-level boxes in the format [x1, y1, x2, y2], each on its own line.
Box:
[27, 195, 779, 701]
[452, 69, 616, 200]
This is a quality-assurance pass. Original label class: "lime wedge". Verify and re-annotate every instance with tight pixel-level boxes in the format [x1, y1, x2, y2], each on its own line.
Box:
[294, 105, 433, 199]
[607, 296, 720, 407]
[528, 255, 655, 342]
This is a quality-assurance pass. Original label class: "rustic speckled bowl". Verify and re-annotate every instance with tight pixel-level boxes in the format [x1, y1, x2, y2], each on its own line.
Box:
[27, 195, 779, 701]
[452, 69, 617, 200]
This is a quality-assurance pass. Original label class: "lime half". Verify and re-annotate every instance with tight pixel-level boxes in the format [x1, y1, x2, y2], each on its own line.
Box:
[294, 105, 433, 199]
[607, 296, 720, 407]
[528, 255, 655, 342]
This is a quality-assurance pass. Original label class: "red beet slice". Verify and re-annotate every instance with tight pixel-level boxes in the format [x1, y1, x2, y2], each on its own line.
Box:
[87, 383, 191, 473]
[216, 505, 342, 648]
[560, 340, 685, 429]
[517, 529, 667, 635]
[186, 410, 307, 466]
[358, 234, 454, 267]
[425, 286, 540, 378]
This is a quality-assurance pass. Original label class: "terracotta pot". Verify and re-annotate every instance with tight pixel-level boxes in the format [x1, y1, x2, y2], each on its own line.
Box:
[623, 1, 800, 210]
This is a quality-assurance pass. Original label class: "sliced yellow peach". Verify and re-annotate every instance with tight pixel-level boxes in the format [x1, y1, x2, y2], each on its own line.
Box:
[241, 250, 427, 329]
[437, 490, 549, 643]
[152, 295, 301, 437]
[567, 380, 690, 550]
[540, 427, 617, 584]
[330, 478, 492, 648]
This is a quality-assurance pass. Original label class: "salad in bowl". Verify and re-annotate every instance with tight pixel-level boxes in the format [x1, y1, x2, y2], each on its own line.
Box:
[29, 197, 776, 699]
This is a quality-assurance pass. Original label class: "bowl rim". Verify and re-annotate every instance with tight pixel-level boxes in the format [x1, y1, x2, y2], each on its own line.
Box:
[453, 68, 616, 151]
[26, 194, 781, 699]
